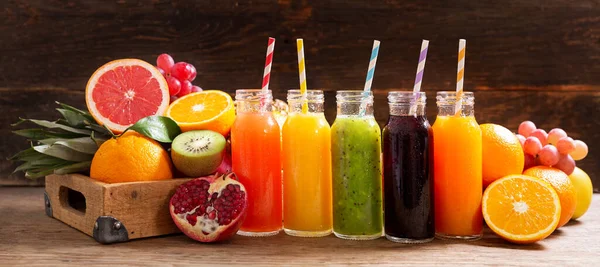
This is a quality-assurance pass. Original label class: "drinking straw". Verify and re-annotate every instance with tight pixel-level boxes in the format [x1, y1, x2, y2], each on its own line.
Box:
[359, 40, 381, 116]
[262, 37, 275, 92]
[455, 39, 466, 116]
[410, 39, 429, 115]
[260, 37, 275, 111]
[296, 39, 308, 113]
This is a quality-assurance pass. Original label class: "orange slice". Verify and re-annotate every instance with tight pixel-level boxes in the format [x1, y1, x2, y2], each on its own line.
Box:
[85, 59, 169, 133]
[482, 174, 561, 244]
[166, 90, 235, 136]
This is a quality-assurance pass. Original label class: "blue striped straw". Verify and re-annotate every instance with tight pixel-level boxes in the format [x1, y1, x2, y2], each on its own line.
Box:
[410, 40, 429, 115]
[359, 40, 381, 116]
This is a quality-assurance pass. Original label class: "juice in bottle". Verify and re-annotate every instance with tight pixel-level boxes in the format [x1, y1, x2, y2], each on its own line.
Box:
[231, 89, 282, 236]
[331, 91, 383, 240]
[382, 92, 434, 243]
[282, 90, 332, 237]
[433, 91, 482, 240]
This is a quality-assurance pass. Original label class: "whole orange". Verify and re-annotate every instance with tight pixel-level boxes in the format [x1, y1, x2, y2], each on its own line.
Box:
[90, 132, 173, 183]
[524, 166, 577, 228]
[481, 124, 525, 188]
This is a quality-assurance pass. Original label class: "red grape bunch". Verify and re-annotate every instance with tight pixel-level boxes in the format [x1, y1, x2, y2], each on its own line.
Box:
[516, 121, 588, 175]
[156, 53, 202, 102]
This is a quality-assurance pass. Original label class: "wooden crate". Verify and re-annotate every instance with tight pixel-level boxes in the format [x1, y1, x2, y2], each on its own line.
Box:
[44, 174, 192, 244]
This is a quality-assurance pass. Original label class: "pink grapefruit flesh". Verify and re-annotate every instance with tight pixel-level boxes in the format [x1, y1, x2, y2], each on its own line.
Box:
[85, 59, 169, 133]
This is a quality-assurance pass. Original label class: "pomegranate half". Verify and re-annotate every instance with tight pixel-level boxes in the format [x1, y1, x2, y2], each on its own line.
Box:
[169, 172, 247, 242]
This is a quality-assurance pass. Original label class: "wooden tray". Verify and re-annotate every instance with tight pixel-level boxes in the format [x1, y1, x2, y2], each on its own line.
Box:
[44, 174, 192, 244]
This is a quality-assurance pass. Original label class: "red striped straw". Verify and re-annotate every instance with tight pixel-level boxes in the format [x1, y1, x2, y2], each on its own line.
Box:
[262, 37, 276, 92]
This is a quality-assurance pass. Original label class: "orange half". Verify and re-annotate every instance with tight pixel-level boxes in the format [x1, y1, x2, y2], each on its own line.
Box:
[166, 90, 235, 136]
[482, 174, 561, 244]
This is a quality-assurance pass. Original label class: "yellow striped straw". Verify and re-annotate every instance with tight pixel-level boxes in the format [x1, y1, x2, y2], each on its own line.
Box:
[455, 39, 466, 115]
[296, 39, 308, 113]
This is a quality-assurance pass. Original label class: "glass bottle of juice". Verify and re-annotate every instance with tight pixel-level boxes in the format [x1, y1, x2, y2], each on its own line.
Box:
[433, 91, 482, 240]
[382, 91, 434, 243]
[331, 90, 383, 240]
[231, 89, 282, 236]
[282, 90, 332, 237]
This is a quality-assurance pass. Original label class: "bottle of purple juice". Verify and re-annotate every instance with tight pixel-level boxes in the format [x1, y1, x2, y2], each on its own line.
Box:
[382, 91, 434, 243]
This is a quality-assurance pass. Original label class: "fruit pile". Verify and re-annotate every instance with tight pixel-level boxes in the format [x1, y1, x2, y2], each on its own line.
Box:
[517, 121, 588, 175]
[11, 56, 241, 243]
[479, 122, 593, 245]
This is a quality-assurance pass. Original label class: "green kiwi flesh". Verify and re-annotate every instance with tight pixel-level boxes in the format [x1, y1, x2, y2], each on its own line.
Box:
[171, 130, 226, 177]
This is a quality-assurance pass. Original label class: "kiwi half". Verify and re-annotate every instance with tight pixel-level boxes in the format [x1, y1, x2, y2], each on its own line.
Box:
[171, 130, 226, 177]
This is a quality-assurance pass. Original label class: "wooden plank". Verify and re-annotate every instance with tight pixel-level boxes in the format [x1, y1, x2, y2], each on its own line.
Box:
[103, 177, 193, 239]
[46, 174, 105, 236]
[1, 1, 599, 91]
[45, 174, 192, 241]
[0, 187, 599, 265]
[2, 89, 599, 191]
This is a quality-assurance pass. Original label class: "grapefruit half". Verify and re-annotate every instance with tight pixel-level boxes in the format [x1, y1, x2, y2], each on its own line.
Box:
[85, 59, 170, 133]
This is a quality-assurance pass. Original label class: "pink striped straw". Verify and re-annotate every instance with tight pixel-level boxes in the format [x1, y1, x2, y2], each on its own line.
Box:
[262, 37, 276, 92]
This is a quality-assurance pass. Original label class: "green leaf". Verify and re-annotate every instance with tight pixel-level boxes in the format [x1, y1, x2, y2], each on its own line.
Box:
[12, 129, 84, 140]
[90, 132, 108, 147]
[17, 119, 92, 135]
[123, 116, 181, 143]
[38, 138, 64, 145]
[84, 121, 113, 136]
[9, 147, 45, 161]
[33, 144, 94, 162]
[56, 102, 95, 122]
[24, 162, 73, 179]
[56, 108, 89, 127]
[14, 157, 69, 173]
[25, 168, 58, 179]
[54, 161, 92, 175]
[54, 137, 99, 154]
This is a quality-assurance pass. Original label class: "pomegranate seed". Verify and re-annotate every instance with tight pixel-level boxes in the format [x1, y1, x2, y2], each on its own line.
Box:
[186, 214, 197, 226]
[208, 211, 216, 220]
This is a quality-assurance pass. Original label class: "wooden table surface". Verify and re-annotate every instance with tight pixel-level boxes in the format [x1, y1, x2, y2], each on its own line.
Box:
[1, 187, 598, 266]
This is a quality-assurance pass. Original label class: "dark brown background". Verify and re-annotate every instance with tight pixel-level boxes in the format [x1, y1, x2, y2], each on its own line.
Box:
[1, 0, 599, 190]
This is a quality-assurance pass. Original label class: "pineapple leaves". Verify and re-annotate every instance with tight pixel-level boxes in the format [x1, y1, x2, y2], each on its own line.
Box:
[13, 118, 92, 135]
[10, 102, 178, 179]
[33, 144, 94, 162]
[10, 102, 107, 179]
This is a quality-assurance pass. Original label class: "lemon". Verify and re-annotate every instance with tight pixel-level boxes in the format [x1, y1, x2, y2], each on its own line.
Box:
[568, 167, 593, 220]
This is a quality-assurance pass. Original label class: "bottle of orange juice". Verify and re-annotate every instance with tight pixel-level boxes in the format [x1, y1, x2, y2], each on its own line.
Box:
[282, 90, 332, 237]
[433, 91, 483, 240]
[231, 89, 282, 237]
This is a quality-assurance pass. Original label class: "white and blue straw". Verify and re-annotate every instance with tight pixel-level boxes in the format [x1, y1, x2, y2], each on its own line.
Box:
[359, 40, 381, 116]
